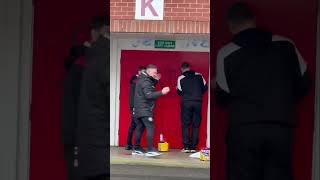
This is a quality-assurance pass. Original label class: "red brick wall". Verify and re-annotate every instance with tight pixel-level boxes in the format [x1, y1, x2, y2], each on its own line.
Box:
[110, 0, 210, 33]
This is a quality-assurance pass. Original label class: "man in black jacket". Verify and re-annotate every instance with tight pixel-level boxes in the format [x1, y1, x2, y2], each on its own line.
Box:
[77, 16, 110, 180]
[215, 3, 310, 180]
[177, 62, 208, 153]
[125, 66, 146, 150]
[61, 44, 86, 180]
[133, 64, 170, 157]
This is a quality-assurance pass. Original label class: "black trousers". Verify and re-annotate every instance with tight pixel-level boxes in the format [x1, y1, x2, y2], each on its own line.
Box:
[78, 145, 109, 179]
[226, 124, 293, 180]
[86, 174, 108, 180]
[63, 145, 82, 180]
[134, 116, 154, 151]
[126, 108, 137, 146]
[180, 101, 202, 149]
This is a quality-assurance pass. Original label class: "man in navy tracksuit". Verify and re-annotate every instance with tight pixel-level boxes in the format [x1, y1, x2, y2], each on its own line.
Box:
[215, 3, 311, 180]
[177, 62, 208, 153]
[125, 66, 146, 150]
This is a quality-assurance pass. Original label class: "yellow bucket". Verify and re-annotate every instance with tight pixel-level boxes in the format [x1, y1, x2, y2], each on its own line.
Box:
[158, 142, 169, 152]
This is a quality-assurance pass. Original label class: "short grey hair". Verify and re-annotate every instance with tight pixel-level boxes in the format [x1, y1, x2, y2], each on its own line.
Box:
[146, 64, 158, 70]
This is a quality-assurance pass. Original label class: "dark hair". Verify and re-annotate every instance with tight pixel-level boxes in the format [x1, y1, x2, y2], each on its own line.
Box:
[90, 16, 108, 31]
[138, 66, 146, 71]
[181, 62, 190, 69]
[146, 64, 157, 70]
[227, 2, 254, 25]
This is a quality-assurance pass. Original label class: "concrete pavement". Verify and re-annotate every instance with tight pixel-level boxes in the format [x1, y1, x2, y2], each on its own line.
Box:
[111, 165, 210, 180]
[110, 147, 210, 169]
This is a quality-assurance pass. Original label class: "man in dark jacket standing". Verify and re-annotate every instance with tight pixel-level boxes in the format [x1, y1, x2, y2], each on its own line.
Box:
[77, 17, 110, 180]
[177, 62, 208, 153]
[125, 66, 146, 150]
[133, 65, 170, 157]
[61, 44, 86, 180]
[215, 3, 310, 180]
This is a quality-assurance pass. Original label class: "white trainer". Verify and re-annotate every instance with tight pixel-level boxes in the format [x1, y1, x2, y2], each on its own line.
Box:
[145, 151, 161, 157]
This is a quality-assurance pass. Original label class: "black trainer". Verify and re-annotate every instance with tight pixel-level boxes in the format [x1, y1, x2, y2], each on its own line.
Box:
[125, 145, 133, 151]
[181, 148, 190, 153]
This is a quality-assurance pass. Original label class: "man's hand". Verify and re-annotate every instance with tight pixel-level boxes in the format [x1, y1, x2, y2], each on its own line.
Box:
[154, 73, 162, 80]
[83, 41, 91, 47]
[161, 87, 170, 95]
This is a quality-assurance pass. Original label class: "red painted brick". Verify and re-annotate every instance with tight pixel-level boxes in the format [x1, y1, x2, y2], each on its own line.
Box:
[141, 21, 145, 31]
[172, 8, 185, 12]
[116, 2, 128, 7]
[187, 21, 192, 33]
[205, 22, 209, 32]
[197, 17, 210, 21]
[184, 0, 195, 3]
[122, 7, 134, 11]
[180, 21, 184, 33]
[166, 12, 177, 16]
[202, 12, 210, 17]
[164, 7, 172, 12]
[128, 20, 132, 32]
[131, 21, 135, 31]
[112, 20, 117, 32]
[110, 3, 116, 7]
[150, 22, 155, 32]
[170, 21, 175, 33]
[192, 4, 203, 8]
[127, 11, 134, 16]
[172, 0, 185, 3]
[115, 11, 127, 16]
[110, 4, 210, 34]
[122, 0, 134, 2]
[111, 15, 122, 19]
[171, 16, 184, 21]
[160, 21, 165, 32]
[176, 12, 189, 17]
[156, 22, 160, 32]
[184, 17, 191, 21]
[178, 3, 190, 8]
[183, 21, 187, 33]
[127, 2, 135, 7]
[111, 7, 122, 12]
[122, 16, 132, 20]
[190, 12, 202, 17]
[197, 22, 201, 33]
[164, 16, 171, 20]
[174, 22, 178, 33]
[197, 0, 209, 3]
[136, 21, 140, 32]
[148, 22, 152, 32]
[165, 3, 178, 8]
[197, 8, 209, 13]
[120, 21, 126, 31]
[111, 20, 210, 33]
[203, 4, 210, 8]
[185, 8, 197, 12]
[143, 21, 148, 31]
